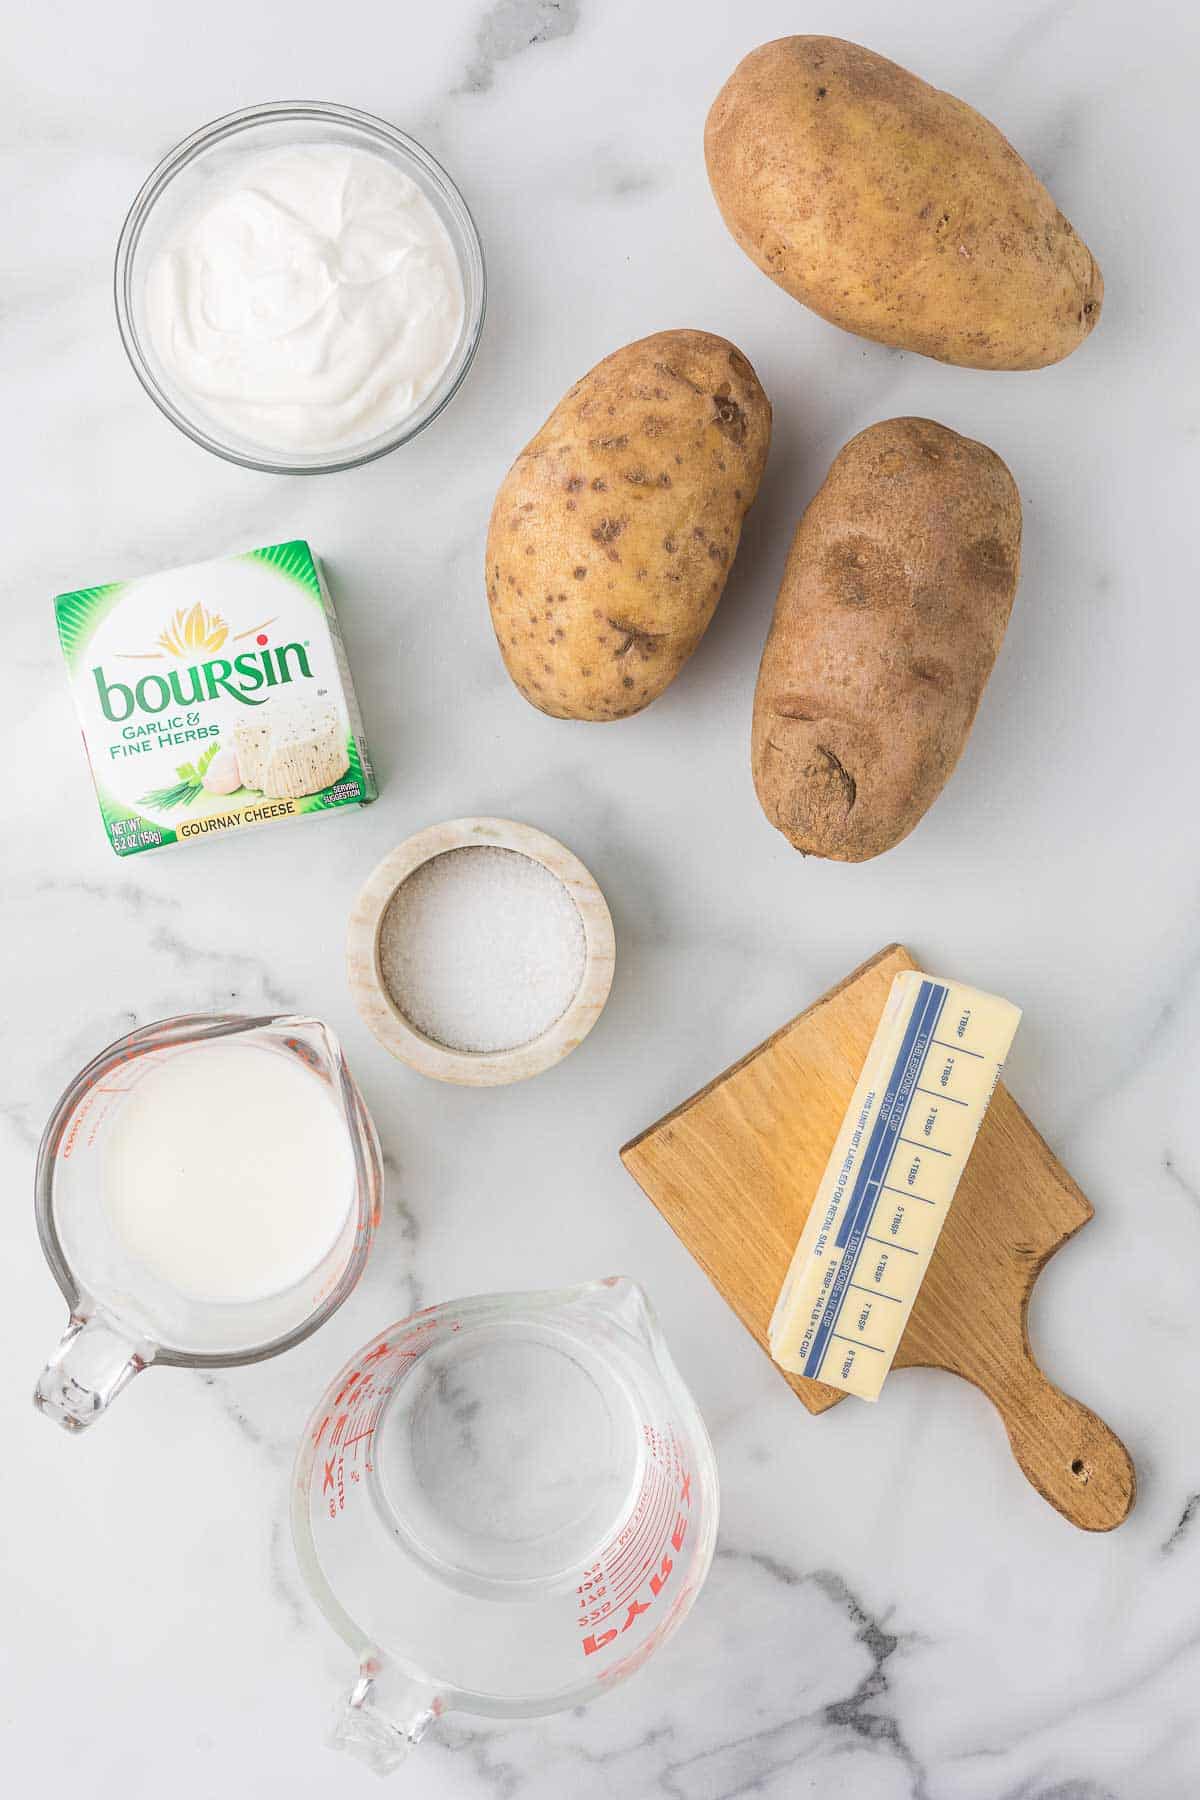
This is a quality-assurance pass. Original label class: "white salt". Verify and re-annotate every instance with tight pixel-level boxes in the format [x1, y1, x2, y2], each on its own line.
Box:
[379, 847, 587, 1053]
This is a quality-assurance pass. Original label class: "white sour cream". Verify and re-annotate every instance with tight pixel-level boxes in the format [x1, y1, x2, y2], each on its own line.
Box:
[144, 145, 465, 456]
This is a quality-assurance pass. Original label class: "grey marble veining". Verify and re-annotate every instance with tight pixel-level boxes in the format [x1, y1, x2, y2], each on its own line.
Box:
[4, 0, 1200, 1795]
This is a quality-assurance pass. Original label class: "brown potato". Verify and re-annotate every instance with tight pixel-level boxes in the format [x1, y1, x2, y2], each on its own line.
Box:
[486, 330, 771, 720]
[705, 36, 1102, 371]
[752, 418, 1021, 861]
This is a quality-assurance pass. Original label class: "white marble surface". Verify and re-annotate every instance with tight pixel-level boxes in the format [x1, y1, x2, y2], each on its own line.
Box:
[4, 0, 1199, 1793]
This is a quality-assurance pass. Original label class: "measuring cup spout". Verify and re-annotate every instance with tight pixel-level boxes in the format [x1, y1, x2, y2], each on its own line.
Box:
[580, 1275, 659, 1349]
[333, 1661, 441, 1774]
[34, 1310, 152, 1431]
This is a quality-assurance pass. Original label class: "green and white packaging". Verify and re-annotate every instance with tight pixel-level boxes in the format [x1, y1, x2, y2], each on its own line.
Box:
[54, 540, 377, 856]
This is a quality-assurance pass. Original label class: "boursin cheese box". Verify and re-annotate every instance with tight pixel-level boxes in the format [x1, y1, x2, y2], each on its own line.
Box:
[55, 541, 377, 856]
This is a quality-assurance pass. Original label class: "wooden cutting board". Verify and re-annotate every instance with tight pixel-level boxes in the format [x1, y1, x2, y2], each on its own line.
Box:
[621, 944, 1135, 1531]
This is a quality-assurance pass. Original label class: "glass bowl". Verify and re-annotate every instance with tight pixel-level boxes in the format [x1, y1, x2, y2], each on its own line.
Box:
[114, 101, 486, 474]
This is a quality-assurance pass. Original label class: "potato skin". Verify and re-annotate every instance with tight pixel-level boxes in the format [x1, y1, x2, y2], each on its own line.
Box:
[486, 330, 771, 721]
[705, 36, 1102, 371]
[752, 418, 1021, 861]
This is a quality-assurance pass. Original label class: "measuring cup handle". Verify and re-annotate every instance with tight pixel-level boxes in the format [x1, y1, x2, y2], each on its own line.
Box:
[332, 1663, 441, 1773]
[33, 1311, 152, 1431]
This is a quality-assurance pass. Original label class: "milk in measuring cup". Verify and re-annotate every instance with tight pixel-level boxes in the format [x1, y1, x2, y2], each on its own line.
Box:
[103, 1041, 355, 1302]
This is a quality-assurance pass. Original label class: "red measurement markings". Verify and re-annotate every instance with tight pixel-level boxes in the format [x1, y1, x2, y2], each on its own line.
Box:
[341, 1412, 381, 1455]
[607, 1476, 676, 1610]
[578, 1432, 693, 1660]
[333, 1369, 364, 1406]
[604, 1464, 669, 1585]
[313, 1321, 454, 1520]
[643, 1423, 684, 1490]
[577, 1443, 673, 1622]
[353, 1392, 386, 1443]
[318, 1378, 388, 1515]
[606, 1469, 657, 1559]
[59, 1041, 196, 1158]
[581, 1503, 690, 1656]
[610, 1504, 676, 1609]
[325, 1404, 383, 1516]
[603, 1427, 684, 1596]
[577, 1595, 610, 1628]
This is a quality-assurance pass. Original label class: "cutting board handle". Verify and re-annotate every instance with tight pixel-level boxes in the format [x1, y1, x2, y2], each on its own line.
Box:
[969, 1354, 1136, 1532]
[620, 945, 1138, 1530]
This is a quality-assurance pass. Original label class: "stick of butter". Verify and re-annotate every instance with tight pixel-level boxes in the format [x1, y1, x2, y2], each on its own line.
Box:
[769, 972, 1020, 1401]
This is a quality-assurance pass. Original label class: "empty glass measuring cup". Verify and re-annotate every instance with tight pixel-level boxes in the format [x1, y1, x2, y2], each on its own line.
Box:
[34, 1013, 381, 1430]
[292, 1278, 718, 1771]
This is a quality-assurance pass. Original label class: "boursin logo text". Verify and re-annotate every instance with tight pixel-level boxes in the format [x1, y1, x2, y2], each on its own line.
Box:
[94, 602, 312, 721]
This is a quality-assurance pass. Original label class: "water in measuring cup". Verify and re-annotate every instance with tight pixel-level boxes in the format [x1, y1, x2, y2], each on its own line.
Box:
[102, 1040, 355, 1303]
[297, 1286, 715, 1719]
[372, 1319, 646, 1593]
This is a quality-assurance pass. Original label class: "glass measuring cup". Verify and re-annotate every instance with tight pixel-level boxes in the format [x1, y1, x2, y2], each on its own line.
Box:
[292, 1278, 718, 1771]
[34, 1013, 381, 1430]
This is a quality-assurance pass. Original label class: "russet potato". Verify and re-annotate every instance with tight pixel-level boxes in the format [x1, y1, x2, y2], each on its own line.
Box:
[487, 329, 771, 721]
[752, 417, 1021, 861]
[705, 36, 1102, 370]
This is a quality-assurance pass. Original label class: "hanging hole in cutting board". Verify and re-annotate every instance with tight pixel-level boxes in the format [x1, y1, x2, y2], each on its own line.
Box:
[618, 943, 1137, 1532]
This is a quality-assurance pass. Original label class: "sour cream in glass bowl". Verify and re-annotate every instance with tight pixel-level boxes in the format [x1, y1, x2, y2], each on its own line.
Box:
[115, 102, 485, 473]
